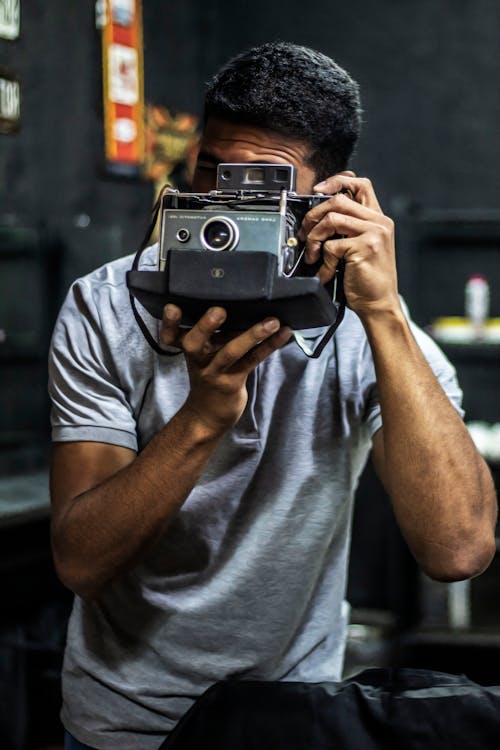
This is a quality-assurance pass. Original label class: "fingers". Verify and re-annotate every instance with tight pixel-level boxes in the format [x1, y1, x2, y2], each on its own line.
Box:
[315, 238, 351, 286]
[301, 185, 394, 273]
[160, 303, 183, 347]
[302, 190, 385, 241]
[300, 175, 395, 286]
[209, 318, 291, 374]
[304, 211, 376, 266]
[312, 174, 382, 212]
[181, 307, 228, 357]
[161, 304, 291, 373]
[160, 304, 228, 350]
[247, 326, 293, 366]
[310, 213, 395, 285]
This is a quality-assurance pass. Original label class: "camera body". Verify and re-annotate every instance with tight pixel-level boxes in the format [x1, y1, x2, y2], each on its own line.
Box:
[159, 163, 304, 276]
[127, 163, 345, 331]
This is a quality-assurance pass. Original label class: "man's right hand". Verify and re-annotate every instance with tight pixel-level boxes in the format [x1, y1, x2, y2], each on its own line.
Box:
[160, 304, 292, 433]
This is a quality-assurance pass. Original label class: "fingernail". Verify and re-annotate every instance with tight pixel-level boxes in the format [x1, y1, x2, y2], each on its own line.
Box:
[313, 181, 327, 191]
[263, 318, 280, 332]
[208, 307, 226, 324]
[165, 304, 179, 320]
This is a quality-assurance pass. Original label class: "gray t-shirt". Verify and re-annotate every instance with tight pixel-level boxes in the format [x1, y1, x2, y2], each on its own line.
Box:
[48, 247, 463, 749]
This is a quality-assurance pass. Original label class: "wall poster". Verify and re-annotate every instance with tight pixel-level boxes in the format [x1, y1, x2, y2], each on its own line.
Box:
[100, 0, 145, 175]
[0, 67, 20, 133]
[0, 0, 20, 40]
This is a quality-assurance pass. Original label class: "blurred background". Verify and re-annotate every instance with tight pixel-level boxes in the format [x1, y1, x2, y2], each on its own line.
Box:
[0, 0, 499, 747]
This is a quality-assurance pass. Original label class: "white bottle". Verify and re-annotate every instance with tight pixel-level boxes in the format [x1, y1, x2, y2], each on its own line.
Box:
[465, 274, 490, 338]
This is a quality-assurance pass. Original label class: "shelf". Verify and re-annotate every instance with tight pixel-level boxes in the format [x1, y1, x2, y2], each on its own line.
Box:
[403, 627, 500, 649]
[0, 470, 50, 529]
[431, 340, 500, 361]
[0, 226, 41, 253]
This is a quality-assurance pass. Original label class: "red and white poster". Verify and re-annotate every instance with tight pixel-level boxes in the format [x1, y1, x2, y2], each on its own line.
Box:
[101, 0, 144, 174]
[0, 0, 20, 40]
[0, 67, 20, 133]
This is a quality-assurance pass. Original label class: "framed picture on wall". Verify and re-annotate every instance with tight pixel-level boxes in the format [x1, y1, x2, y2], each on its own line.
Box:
[0, 0, 20, 40]
[0, 67, 20, 133]
[100, 0, 145, 177]
[110, 0, 134, 27]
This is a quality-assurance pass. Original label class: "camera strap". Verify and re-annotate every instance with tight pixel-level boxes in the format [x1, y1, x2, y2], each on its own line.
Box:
[292, 260, 346, 358]
[129, 188, 183, 357]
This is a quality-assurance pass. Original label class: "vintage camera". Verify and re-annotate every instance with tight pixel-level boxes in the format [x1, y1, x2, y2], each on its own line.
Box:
[126, 163, 346, 352]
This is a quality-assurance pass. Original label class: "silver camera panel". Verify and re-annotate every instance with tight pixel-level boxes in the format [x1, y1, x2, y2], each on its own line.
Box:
[160, 209, 283, 271]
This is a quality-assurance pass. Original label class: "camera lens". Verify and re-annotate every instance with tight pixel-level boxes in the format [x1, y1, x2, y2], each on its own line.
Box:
[200, 216, 239, 252]
[205, 222, 230, 248]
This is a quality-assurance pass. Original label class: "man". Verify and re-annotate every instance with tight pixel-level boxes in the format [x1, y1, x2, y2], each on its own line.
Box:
[49, 42, 497, 749]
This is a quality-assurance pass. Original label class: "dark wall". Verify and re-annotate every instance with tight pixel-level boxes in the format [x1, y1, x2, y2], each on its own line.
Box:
[1, 2, 150, 245]
[156, 0, 500, 216]
[2, 1, 500, 243]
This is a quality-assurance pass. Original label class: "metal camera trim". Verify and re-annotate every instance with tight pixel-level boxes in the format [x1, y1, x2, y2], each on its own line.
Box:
[199, 215, 240, 252]
[175, 228, 191, 243]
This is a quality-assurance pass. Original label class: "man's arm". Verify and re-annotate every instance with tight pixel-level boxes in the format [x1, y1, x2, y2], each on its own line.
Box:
[50, 307, 291, 601]
[368, 318, 497, 582]
[301, 174, 497, 581]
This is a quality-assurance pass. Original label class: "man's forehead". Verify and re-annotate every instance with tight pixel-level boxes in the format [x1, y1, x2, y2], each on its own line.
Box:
[200, 117, 312, 166]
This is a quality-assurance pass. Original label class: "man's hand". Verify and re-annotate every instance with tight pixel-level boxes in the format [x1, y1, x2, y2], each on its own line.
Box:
[161, 305, 291, 433]
[300, 174, 399, 319]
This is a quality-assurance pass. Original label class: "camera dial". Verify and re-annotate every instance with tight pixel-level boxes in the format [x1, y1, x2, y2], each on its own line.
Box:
[200, 216, 239, 252]
[176, 228, 191, 243]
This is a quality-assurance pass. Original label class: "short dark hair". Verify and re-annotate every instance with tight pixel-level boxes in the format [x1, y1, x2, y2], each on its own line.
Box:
[204, 42, 362, 181]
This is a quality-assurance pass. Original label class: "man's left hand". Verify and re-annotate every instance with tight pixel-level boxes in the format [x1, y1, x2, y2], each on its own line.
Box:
[300, 174, 399, 319]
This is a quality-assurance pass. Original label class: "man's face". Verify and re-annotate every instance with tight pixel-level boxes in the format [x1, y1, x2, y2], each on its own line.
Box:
[192, 117, 318, 194]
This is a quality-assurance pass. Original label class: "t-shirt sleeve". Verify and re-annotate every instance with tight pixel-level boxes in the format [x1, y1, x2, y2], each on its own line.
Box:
[48, 277, 139, 451]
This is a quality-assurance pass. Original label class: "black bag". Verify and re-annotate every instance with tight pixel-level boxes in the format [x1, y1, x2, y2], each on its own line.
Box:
[161, 668, 500, 749]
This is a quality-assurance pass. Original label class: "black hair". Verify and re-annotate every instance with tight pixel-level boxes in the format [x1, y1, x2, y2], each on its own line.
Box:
[204, 41, 362, 181]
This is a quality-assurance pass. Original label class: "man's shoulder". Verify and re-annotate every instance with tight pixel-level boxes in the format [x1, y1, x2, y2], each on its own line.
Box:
[60, 244, 158, 327]
[55, 245, 159, 352]
[76, 244, 157, 294]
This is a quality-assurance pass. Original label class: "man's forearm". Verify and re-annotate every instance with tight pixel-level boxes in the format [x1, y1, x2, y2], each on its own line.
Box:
[51, 405, 225, 600]
[362, 305, 497, 581]
[51, 311, 291, 602]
